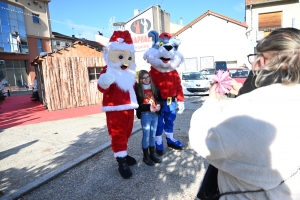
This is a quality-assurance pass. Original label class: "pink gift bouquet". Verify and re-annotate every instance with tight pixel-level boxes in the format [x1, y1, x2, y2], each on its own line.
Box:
[212, 70, 232, 95]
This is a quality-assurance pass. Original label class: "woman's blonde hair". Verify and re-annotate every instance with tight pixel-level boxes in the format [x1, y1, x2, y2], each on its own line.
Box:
[136, 70, 157, 98]
[253, 28, 300, 87]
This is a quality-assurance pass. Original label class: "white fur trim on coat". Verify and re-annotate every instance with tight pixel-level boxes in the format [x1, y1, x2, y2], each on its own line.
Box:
[114, 150, 127, 158]
[101, 86, 138, 112]
[107, 42, 135, 53]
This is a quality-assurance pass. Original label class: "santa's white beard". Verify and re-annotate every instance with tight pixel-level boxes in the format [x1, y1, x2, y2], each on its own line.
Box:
[106, 62, 136, 91]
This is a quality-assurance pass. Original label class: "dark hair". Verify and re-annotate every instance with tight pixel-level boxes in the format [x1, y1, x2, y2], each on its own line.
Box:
[136, 70, 157, 98]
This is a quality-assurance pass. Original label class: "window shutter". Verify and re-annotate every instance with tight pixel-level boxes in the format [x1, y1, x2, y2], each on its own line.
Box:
[259, 11, 282, 31]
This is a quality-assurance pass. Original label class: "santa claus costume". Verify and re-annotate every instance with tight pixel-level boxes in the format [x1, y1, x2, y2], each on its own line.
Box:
[97, 30, 138, 179]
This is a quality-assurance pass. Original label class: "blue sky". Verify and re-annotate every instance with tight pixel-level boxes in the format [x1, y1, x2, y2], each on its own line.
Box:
[49, 0, 245, 40]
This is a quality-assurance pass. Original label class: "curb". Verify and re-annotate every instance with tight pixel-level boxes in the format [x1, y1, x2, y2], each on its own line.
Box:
[1, 126, 142, 200]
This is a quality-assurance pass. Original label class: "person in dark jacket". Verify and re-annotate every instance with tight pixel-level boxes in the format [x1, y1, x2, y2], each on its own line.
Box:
[230, 70, 257, 96]
[135, 70, 162, 166]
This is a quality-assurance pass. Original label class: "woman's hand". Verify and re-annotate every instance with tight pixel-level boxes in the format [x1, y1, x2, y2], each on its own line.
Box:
[150, 105, 156, 113]
[209, 83, 221, 101]
[229, 79, 243, 95]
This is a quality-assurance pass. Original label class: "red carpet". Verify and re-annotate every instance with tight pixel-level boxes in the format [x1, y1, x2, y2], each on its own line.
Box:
[0, 95, 102, 130]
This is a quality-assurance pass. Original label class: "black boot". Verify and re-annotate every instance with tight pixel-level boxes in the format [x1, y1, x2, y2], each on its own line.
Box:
[143, 148, 154, 166]
[126, 155, 137, 166]
[116, 157, 132, 179]
[149, 146, 162, 163]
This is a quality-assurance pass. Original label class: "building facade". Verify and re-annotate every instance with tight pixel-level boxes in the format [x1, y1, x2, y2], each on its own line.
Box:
[0, 0, 51, 90]
[52, 31, 104, 52]
[173, 10, 249, 72]
[112, 5, 182, 71]
[245, 0, 300, 53]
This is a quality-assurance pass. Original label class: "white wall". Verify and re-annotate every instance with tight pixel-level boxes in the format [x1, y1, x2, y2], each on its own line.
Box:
[95, 34, 109, 46]
[170, 22, 184, 34]
[246, 2, 300, 53]
[177, 15, 250, 71]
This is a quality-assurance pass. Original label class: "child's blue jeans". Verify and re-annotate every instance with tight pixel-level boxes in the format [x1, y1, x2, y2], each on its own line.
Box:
[140, 111, 158, 149]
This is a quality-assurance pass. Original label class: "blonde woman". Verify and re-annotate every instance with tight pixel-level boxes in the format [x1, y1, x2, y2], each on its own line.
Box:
[189, 28, 300, 199]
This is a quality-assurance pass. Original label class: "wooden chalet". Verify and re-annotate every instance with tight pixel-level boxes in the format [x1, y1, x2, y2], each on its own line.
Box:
[31, 41, 105, 111]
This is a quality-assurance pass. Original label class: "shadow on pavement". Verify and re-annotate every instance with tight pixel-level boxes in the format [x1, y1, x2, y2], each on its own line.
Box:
[18, 102, 208, 200]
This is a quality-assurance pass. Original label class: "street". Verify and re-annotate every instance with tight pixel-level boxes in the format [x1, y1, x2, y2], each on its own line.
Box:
[18, 96, 212, 200]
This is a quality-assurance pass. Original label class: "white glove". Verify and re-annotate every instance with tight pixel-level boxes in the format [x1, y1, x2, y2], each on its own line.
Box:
[98, 73, 115, 89]
[177, 102, 185, 114]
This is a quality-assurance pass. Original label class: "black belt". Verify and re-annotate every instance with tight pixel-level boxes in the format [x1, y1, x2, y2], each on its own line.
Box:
[162, 96, 176, 101]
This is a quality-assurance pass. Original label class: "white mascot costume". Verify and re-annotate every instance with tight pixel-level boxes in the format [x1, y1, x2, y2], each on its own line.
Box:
[143, 31, 185, 155]
[97, 30, 138, 179]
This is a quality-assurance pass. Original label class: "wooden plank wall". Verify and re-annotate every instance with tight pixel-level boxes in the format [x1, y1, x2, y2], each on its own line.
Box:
[43, 56, 103, 111]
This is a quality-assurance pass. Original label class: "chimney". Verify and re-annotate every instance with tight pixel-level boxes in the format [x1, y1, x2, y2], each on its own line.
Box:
[180, 17, 183, 25]
[134, 9, 140, 16]
[72, 35, 75, 38]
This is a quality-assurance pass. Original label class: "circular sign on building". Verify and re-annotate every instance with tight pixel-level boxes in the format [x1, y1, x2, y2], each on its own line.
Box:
[130, 18, 151, 34]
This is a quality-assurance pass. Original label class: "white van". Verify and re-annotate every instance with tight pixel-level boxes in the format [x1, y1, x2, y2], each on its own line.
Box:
[181, 72, 211, 96]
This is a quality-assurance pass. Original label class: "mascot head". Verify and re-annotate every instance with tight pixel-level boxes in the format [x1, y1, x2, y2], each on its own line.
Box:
[104, 30, 136, 72]
[143, 31, 184, 73]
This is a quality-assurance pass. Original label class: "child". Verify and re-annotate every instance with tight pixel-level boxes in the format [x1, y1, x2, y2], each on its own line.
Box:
[135, 70, 162, 166]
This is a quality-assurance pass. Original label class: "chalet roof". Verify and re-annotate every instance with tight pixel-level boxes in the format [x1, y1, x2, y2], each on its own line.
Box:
[172, 10, 248, 36]
[52, 31, 104, 50]
[31, 41, 102, 65]
[52, 31, 74, 40]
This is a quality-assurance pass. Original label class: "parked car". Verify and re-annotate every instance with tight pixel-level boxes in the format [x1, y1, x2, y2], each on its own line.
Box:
[227, 68, 250, 85]
[181, 71, 211, 96]
[199, 68, 215, 80]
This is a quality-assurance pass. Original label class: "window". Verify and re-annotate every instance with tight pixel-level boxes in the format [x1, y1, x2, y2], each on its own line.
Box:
[182, 72, 205, 80]
[228, 69, 250, 78]
[32, 13, 39, 24]
[184, 57, 198, 71]
[36, 39, 43, 55]
[0, 1, 29, 54]
[200, 68, 215, 75]
[88, 67, 102, 81]
[0, 60, 28, 87]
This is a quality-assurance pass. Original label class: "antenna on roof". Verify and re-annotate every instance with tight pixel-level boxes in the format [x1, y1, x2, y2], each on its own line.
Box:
[108, 16, 115, 33]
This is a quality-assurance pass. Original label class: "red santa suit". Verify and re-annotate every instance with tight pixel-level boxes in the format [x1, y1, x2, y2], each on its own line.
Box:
[97, 66, 138, 153]
[97, 30, 138, 158]
[97, 30, 138, 179]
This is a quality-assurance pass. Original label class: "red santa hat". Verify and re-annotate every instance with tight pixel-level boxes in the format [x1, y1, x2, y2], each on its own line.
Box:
[106, 30, 135, 53]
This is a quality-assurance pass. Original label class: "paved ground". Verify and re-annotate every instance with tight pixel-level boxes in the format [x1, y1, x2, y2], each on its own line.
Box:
[0, 96, 222, 200]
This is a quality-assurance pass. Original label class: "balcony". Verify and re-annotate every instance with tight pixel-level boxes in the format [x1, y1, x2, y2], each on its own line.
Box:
[256, 30, 272, 41]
